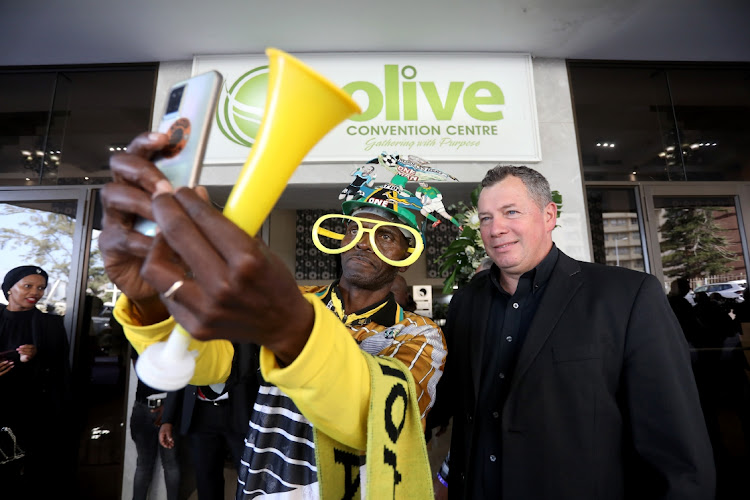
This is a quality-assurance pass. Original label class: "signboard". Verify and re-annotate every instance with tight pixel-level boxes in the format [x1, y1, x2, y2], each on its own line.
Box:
[193, 52, 540, 163]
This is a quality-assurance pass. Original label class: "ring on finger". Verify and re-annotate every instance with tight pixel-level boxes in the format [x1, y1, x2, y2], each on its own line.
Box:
[163, 280, 185, 300]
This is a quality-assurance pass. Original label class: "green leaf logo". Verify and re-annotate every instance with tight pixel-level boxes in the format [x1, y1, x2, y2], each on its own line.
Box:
[216, 66, 269, 147]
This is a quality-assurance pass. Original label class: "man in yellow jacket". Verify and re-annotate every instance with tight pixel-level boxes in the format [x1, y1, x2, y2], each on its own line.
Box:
[100, 134, 446, 499]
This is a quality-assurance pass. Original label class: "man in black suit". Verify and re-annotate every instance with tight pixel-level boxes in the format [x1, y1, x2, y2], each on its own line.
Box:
[432, 166, 715, 499]
[159, 343, 259, 500]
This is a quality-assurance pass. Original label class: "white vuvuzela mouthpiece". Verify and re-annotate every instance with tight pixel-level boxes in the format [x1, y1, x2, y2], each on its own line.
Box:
[135, 327, 197, 391]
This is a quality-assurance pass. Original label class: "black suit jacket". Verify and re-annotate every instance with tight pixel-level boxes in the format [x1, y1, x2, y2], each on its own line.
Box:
[163, 342, 260, 435]
[434, 250, 715, 500]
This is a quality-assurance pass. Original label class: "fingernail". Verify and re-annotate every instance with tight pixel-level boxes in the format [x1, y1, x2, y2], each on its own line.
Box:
[148, 132, 162, 141]
[153, 180, 173, 198]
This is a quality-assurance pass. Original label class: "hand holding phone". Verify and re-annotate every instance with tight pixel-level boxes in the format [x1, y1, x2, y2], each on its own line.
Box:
[0, 350, 18, 362]
[134, 70, 223, 236]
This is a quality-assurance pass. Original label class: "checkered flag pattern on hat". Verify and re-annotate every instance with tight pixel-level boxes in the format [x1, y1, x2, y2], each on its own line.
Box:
[379, 153, 399, 167]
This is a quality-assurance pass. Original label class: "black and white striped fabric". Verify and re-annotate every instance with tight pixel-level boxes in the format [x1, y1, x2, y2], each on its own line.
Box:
[234, 283, 444, 499]
[237, 382, 319, 499]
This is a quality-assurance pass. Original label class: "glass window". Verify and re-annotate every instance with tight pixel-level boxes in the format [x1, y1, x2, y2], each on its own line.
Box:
[0, 66, 157, 187]
[570, 65, 676, 182]
[0, 200, 77, 314]
[0, 72, 58, 184]
[569, 62, 750, 182]
[667, 67, 750, 182]
[586, 187, 646, 272]
[652, 195, 746, 290]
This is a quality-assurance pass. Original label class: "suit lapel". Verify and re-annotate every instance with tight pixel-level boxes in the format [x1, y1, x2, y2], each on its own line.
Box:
[511, 253, 582, 389]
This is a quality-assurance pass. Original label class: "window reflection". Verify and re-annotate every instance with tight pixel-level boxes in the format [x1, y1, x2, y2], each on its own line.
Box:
[0, 201, 76, 314]
[570, 63, 750, 182]
[586, 187, 646, 272]
[0, 66, 156, 187]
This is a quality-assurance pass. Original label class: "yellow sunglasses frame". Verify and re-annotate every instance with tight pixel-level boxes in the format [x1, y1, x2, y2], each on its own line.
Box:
[312, 214, 424, 267]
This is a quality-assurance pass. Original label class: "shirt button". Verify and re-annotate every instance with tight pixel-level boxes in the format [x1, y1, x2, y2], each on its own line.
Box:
[490, 455, 497, 462]
[498, 373, 505, 379]
[512, 302, 519, 309]
[492, 411, 499, 418]
[506, 336, 513, 342]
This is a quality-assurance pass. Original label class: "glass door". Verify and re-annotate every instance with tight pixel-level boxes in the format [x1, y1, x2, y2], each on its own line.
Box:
[0, 186, 128, 498]
[641, 183, 750, 499]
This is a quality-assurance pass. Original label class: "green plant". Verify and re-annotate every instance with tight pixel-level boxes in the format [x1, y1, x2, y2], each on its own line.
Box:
[436, 186, 563, 294]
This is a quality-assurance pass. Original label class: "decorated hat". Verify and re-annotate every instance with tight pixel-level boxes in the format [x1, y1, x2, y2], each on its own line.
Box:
[342, 186, 424, 233]
[339, 152, 463, 238]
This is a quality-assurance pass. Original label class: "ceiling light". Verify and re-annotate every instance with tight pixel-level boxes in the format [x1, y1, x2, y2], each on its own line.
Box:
[609, 143, 615, 148]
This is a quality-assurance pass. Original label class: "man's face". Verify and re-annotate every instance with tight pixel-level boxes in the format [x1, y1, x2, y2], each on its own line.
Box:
[340, 213, 410, 290]
[477, 176, 556, 279]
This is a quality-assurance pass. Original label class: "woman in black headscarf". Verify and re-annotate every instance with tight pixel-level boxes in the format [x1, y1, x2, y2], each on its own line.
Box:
[0, 265, 71, 495]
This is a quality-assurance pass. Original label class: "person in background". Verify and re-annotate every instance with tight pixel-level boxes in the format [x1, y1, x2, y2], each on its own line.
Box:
[98, 133, 446, 499]
[430, 165, 714, 499]
[390, 274, 417, 312]
[159, 343, 259, 500]
[129, 350, 181, 500]
[734, 287, 750, 325]
[667, 277, 704, 348]
[0, 265, 71, 499]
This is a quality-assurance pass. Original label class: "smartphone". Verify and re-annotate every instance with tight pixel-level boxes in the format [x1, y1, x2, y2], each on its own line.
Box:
[133, 70, 223, 236]
[0, 350, 18, 362]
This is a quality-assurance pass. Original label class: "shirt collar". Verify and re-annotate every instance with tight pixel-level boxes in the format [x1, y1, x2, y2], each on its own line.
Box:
[489, 244, 559, 295]
[317, 280, 402, 328]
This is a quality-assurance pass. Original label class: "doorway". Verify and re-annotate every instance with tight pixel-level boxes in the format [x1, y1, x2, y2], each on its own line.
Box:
[0, 186, 128, 499]
[587, 182, 750, 499]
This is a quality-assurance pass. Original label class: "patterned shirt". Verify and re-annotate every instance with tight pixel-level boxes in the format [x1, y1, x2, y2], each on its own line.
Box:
[236, 282, 446, 499]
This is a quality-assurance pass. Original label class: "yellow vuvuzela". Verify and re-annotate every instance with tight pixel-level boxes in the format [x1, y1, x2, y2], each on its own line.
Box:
[136, 48, 362, 391]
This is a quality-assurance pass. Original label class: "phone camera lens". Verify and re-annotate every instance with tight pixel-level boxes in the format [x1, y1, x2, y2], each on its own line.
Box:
[166, 85, 185, 114]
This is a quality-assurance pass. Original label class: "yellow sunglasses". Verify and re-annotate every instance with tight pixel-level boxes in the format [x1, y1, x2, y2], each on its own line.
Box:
[312, 214, 424, 267]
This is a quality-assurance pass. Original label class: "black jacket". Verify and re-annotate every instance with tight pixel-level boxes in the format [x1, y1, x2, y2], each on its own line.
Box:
[0, 304, 71, 415]
[433, 250, 715, 500]
[162, 342, 260, 435]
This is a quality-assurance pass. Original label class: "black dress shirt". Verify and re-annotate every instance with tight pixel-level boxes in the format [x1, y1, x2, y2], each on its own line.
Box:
[475, 245, 558, 497]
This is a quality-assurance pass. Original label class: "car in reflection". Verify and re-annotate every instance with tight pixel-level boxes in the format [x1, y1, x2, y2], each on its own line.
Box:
[91, 304, 114, 336]
[686, 280, 746, 305]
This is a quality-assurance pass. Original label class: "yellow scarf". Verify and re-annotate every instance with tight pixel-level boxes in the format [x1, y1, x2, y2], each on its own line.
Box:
[314, 354, 434, 499]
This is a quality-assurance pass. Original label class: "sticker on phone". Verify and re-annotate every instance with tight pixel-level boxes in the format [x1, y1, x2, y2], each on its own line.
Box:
[161, 117, 192, 158]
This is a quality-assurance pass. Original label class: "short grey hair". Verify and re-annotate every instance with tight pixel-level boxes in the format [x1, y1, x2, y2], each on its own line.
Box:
[481, 165, 552, 210]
